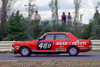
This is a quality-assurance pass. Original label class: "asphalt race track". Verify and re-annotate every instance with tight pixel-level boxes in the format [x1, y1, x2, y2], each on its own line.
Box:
[0, 53, 100, 61]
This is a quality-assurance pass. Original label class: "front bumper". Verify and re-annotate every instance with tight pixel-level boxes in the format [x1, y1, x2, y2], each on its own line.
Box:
[12, 49, 18, 54]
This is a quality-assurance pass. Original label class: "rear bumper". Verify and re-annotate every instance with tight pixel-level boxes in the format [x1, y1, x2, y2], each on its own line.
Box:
[79, 46, 92, 52]
[89, 46, 92, 51]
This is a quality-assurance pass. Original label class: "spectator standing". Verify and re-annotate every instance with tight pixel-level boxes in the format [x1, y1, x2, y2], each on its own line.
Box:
[33, 11, 41, 22]
[94, 10, 100, 25]
[94, 10, 99, 20]
[67, 12, 72, 23]
[61, 12, 66, 24]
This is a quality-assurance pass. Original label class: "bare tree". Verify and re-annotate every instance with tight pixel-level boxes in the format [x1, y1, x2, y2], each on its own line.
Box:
[0, 0, 17, 40]
[73, 0, 81, 30]
[49, 0, 58, 24]
[1, 0, 7, 24]
[49, 0, 58, 31]
[7, 0, 17, 18]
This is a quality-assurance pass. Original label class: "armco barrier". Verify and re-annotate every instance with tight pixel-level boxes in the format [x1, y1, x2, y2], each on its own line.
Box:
[0, 40, 100, 52]
[0, 41, 13, 52]
[91, 40, 100, 50]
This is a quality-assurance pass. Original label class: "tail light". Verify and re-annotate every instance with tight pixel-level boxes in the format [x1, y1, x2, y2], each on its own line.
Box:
[89, 40, 92, 45]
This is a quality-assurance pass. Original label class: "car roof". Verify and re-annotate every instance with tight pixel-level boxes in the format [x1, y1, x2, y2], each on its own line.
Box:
[45, 32, 71, 34]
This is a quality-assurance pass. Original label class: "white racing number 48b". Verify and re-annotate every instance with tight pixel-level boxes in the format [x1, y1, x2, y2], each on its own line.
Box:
[39, 43, 43, 49]
[38, 42, 52, 50]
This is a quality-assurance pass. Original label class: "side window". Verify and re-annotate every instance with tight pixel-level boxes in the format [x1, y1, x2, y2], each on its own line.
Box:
[56, 34, 69, 40]
[45, 34, 54, 40]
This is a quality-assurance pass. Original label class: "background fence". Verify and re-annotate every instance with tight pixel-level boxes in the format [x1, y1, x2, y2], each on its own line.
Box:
[91, 40, 100, 50]
[0, 40, 100, 52]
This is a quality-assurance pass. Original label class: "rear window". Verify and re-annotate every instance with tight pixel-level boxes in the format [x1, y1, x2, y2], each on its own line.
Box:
[56, 34, 69, 40]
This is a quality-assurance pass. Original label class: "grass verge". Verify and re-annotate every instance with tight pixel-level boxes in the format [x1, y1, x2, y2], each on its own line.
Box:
[85, 50, 100, 53]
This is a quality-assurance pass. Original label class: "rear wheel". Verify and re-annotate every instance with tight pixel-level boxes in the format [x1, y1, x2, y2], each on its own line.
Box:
[68, 46, 79, 56]
[20, 47, 31, 57]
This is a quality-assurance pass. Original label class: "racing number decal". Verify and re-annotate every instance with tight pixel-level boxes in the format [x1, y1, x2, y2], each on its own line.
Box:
[37, 42, 52, 50]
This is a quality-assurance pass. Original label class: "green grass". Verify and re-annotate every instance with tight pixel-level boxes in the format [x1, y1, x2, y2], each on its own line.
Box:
[0, 52, 12, 54]
[86, 50, 100, 53]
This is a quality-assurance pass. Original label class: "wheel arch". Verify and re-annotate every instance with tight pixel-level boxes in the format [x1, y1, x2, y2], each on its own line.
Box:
[67, 45, 80, 52]
[19, 46, 32, 53]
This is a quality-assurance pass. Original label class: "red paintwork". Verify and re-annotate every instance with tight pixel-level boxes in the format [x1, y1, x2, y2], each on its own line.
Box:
[13, 32, 92, 53]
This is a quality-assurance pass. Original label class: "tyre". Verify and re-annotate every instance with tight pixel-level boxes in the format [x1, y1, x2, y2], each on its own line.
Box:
[68, 46, 79, 56]
[20, 47, 31, 57]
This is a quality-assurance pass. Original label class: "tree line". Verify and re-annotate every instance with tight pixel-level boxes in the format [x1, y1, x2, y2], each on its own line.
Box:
[81, 10, 100, 39]
[0, 10, 100, 41]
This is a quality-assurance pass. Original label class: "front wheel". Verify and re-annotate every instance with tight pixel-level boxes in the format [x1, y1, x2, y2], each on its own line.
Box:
[20, 47, 31, 57]
[68, 46, 79, 56]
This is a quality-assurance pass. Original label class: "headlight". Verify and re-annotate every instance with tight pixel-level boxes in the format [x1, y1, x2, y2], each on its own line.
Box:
[15, 46, 19, 49]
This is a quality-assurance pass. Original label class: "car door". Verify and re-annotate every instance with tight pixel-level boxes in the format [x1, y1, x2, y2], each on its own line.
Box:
[37, 34, 55, 51]
[54, 34, 70, 52]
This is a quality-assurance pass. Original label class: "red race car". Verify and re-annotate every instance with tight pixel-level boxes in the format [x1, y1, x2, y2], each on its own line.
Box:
[12, 32, 92, 57]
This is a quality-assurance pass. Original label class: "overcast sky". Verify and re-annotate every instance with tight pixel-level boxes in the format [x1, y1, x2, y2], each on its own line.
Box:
[6, 0, 100, 24]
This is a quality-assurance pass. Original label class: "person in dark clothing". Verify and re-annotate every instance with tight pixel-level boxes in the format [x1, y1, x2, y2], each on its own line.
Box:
[61, 12, 66, 24]
[94, 10, 100, 25]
